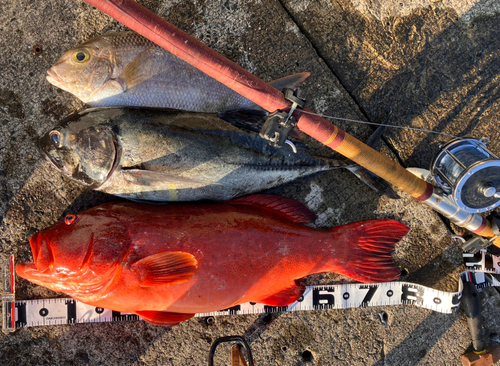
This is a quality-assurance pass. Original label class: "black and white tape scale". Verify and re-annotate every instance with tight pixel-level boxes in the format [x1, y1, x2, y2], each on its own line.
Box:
[2, 250, 500, 332]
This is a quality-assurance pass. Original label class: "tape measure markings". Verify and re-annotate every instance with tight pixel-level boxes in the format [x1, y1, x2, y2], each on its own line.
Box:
[3, 250, 500, 331]
[463, 251, 500, 272]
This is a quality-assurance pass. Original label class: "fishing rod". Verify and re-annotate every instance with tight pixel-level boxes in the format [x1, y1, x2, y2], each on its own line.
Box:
[81, 0, 500, 250]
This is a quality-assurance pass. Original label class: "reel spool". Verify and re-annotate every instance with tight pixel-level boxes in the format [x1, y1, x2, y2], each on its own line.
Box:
[430, 138, 500, 213]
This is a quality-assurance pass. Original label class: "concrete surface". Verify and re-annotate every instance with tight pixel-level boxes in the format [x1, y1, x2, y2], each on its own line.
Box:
[0, 0, 499, 365]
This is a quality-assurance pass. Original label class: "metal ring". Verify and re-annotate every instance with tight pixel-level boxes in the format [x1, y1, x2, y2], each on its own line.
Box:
[208, 336, 254, 366]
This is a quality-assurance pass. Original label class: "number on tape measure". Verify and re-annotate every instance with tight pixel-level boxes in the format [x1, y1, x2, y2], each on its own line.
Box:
[4, 250, 500, 330]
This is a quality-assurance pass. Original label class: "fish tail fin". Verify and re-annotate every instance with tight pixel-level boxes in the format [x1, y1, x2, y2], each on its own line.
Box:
[329, 219, 408, 283]
[345, 166, 400, 199]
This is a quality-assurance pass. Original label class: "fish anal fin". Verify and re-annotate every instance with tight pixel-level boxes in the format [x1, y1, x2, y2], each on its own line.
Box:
[259, 283, 305, 306]
[132, 251, 198, 287]
[136, 310, 195, 326]
[229, 194, 316, 223]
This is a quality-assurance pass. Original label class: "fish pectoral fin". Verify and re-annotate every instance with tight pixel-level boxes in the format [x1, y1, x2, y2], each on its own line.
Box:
[136, 310, 195, 327]
[258, 283, 306, 306]
[229, 194, 316, 223]
[117, 46, 169, 89]
[132, 251, 198, 287]
[102, 79, 127, 96]
[122, 169, 223, 188]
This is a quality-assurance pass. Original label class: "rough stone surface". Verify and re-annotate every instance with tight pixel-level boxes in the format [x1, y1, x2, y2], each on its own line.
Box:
[281, 0, 500, 168]
[1, 0, 499, 365]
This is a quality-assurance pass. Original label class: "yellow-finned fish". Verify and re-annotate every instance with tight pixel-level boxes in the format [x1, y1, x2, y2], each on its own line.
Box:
[47, 31, 309, 111]
[39, 108, 398, 202]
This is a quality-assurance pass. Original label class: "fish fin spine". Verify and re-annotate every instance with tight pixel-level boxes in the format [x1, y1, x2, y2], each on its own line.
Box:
[136, 310, 195, 326]
[229, 194, 316, 223]
[132, 251, 198, 287]
[330, 219, 408, 283]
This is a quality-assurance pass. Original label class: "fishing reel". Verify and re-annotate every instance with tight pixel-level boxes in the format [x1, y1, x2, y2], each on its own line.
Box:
[430, 138, 500, 214]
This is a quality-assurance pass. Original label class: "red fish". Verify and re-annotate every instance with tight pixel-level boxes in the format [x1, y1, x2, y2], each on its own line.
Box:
[16, 195, 408, 326]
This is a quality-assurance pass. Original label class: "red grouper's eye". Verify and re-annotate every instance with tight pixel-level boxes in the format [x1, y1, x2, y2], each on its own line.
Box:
[64, 214, 77, 225]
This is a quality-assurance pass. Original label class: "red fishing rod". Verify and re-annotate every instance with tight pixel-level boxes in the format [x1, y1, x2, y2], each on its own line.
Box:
[81, 0, 499, 247]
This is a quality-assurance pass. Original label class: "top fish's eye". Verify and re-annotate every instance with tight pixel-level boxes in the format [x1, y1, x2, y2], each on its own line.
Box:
[64, 214, 77, 226]
[73, 51, 89, 63]
[49, 131, 62, 148]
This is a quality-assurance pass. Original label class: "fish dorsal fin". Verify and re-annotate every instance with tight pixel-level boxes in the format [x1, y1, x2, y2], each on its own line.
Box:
[229, 194, 316, 223]
[117, 46, 170, 90]
[135, 310, 195, 326]
[131, 251, 198, 287]
[269, 72, 310, 91]
[217, 109, 268, 134]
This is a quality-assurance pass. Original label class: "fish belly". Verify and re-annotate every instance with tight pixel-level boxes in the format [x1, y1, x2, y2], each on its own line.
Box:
[99, 164, 331, 202]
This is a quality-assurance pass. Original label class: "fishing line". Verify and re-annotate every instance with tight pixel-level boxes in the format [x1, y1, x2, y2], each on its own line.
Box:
[3, 250, 499, 331]
[298, 110, 463, 139]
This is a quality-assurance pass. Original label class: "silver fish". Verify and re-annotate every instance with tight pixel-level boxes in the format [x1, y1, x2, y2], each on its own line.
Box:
[40, 108, 395, 202]
[46, 31, 309, 111]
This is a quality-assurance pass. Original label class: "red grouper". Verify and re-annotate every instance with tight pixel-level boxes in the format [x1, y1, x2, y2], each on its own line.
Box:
[16, 195, 409, 326]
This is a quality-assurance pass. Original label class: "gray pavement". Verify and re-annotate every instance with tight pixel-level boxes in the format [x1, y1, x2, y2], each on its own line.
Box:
[1, 0, 500, 365]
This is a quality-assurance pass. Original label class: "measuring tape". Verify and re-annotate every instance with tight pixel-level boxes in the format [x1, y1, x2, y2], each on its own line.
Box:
[2, 250, 500, 332]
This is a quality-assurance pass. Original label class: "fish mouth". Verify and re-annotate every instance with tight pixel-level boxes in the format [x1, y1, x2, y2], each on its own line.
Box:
[15, 261, 67, 293]
[16, 235, 45, 282]
[15, 262, 38, 277]
[29, 232, 53, 273]
[46, 68, 63, 86]
[16, 262, 42, 287]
